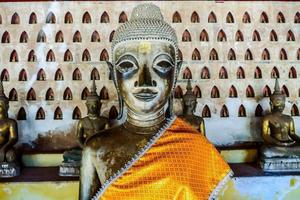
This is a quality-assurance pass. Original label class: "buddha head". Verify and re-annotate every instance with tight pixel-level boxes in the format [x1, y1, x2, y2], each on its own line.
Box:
[0, 81, 9, 117]
[182, 79, 197, 115]
[86, 79, 101, 116]
[109, 3, 181, 120]
[270, 78, 285, 113]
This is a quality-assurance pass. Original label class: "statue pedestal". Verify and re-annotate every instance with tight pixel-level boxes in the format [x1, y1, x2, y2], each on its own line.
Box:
[59, 162, 80, 177]
[259, 145, 300, 172]
[0, 162, 20, 177]
[259, 157, 300, 172]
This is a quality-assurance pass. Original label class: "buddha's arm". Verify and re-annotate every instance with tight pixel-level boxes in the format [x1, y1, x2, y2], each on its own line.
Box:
[289, 120, 300, 142]
[79, 147, 101, 200]
[76, 121, 85, 147]
[1, 121, 18, 152]
[199, 120, 206, 136]
[105, 119, 110, 130]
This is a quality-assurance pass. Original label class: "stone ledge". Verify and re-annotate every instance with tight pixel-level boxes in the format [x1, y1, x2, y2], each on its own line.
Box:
[0, 167, 78, 183]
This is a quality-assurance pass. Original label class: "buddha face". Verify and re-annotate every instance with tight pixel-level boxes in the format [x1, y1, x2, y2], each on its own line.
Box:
[113, 40, 177, 115]
[86, 100, 100, 116]
[183, 97, 197, 112]
[270, 96, 285, 112]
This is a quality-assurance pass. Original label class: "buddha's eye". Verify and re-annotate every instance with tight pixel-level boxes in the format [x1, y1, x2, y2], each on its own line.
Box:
[153, 54, 174, 74]
[116, 55, 138, 74]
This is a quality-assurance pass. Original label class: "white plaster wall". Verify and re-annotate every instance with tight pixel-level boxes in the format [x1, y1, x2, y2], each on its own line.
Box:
[0, 1, 299, 147]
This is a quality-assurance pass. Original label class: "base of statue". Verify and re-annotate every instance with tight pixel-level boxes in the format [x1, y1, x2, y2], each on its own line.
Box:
[0, 162, 20, 178]
[259, 145, 300, 172]
[259, 157, 300, 172]
[59, 162, 80, 177]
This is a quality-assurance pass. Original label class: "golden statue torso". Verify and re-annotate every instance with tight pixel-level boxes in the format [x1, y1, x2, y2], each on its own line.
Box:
[265, 114, 294, 143]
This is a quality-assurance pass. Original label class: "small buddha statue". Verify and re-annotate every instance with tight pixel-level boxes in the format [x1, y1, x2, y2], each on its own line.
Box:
[260, 78, 300, 172]
[59, 79, 109, 176]
[179, 79, 205, 135]
[0, 81, 20, 177]
[79, 4, 231, 200]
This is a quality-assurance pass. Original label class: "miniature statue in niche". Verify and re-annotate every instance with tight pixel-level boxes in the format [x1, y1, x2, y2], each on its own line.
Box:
[59, 79, 109, 176]
[260, 78, 300, 172]
[179, 79, 205, 135]
[0, 81, 20, 177]
[79, 4, 231, 200]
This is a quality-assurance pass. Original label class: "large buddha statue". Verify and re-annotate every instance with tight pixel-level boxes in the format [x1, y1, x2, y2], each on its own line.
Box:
[0, 81, 20, 177]
[179, 79, 206, 135]
[79, 4, 231, 200]
[59, 79, 109, 176]
[260, 78, 300, 172]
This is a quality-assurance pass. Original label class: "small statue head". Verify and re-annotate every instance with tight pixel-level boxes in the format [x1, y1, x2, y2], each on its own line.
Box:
[0, 81, 9, 117]
[86, 78, 101, 116]
[109, 3, 181, 117]
[270, 78, 285, 113]
[182, 79, 197, 115]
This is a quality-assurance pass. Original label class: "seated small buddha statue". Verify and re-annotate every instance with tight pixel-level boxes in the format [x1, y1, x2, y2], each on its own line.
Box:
[60, 79, 109, 176]
[179, 79, 205, 135]
[0, 81, 20, 177]
[79, 4, 231, 200]
[260, 78, 300, 172]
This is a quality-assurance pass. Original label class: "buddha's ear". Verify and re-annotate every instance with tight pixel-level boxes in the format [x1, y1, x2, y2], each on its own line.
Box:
[106, 61, 113, 74]
[106, 61, 117, 85]
[176, 60, 182, 74]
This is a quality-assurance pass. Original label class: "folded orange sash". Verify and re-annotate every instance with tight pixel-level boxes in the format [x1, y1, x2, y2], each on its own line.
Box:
[95, 117, 232, 200]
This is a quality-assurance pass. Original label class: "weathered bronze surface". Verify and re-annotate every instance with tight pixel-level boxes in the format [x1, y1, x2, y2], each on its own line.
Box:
[0, 81, 20, 177]
[60, 79, 109, 176]
[79, 4, 181, 199]
[179, 79, 205, 135]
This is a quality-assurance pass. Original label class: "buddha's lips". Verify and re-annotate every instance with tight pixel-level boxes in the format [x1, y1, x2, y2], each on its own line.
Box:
[133, 89, 158, 102]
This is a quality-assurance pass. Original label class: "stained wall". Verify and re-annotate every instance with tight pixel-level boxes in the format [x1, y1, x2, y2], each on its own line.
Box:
[0, 1, 299, 150]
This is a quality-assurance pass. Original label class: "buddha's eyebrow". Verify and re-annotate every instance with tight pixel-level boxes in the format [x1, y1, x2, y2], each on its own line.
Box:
[153, 53, 174, 64]
[115, 53, 138, 64]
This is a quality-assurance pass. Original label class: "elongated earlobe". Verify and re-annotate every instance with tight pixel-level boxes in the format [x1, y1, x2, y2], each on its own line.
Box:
[166, 93, 174, 118]
[106, 61, 124, 120]
[177, 60, 182, 73]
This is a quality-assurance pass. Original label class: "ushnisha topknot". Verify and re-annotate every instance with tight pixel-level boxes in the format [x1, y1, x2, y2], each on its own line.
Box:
[86, 78, 100, 102]
[111, 3, 179, 61]
[270, 78, 285, 102]
[183, 79, 196, 102]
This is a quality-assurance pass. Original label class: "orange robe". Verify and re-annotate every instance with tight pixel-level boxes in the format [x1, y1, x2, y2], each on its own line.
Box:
[95, 118, 232, 200]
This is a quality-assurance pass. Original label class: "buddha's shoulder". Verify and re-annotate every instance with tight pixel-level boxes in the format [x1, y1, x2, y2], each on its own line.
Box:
[85, 125, 123, 148]
[6, 118, 17, 125]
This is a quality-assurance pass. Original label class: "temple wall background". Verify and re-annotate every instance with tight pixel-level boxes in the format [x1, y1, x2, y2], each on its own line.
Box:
[0, 1, 299, 151]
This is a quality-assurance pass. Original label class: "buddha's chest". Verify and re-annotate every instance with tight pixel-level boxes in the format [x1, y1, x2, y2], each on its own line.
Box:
[94, 137, 149, 182]
[269, 120, 291, 140]
[82, 119, 106, 133]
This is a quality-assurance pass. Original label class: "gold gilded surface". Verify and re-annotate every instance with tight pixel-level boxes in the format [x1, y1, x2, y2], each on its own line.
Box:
[100, 118, 231, 200]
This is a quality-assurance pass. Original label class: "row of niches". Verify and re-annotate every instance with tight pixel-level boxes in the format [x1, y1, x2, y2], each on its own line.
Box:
[4, 49, 109, 62]
[2, 11, 300, 24]
[1, 29, 299, 44]
[10, 102, 300, 121]
[3, 47, 300, 63]
[14, 105, 119, 121]
[1, 82, 297, 102]
[5, 86, 110, 101]
[1, 66, 298, 82]
[0, 68, 106, 81]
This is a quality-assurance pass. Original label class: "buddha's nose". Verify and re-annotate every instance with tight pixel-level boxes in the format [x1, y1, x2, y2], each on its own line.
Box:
[136, 64, 153, 87]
